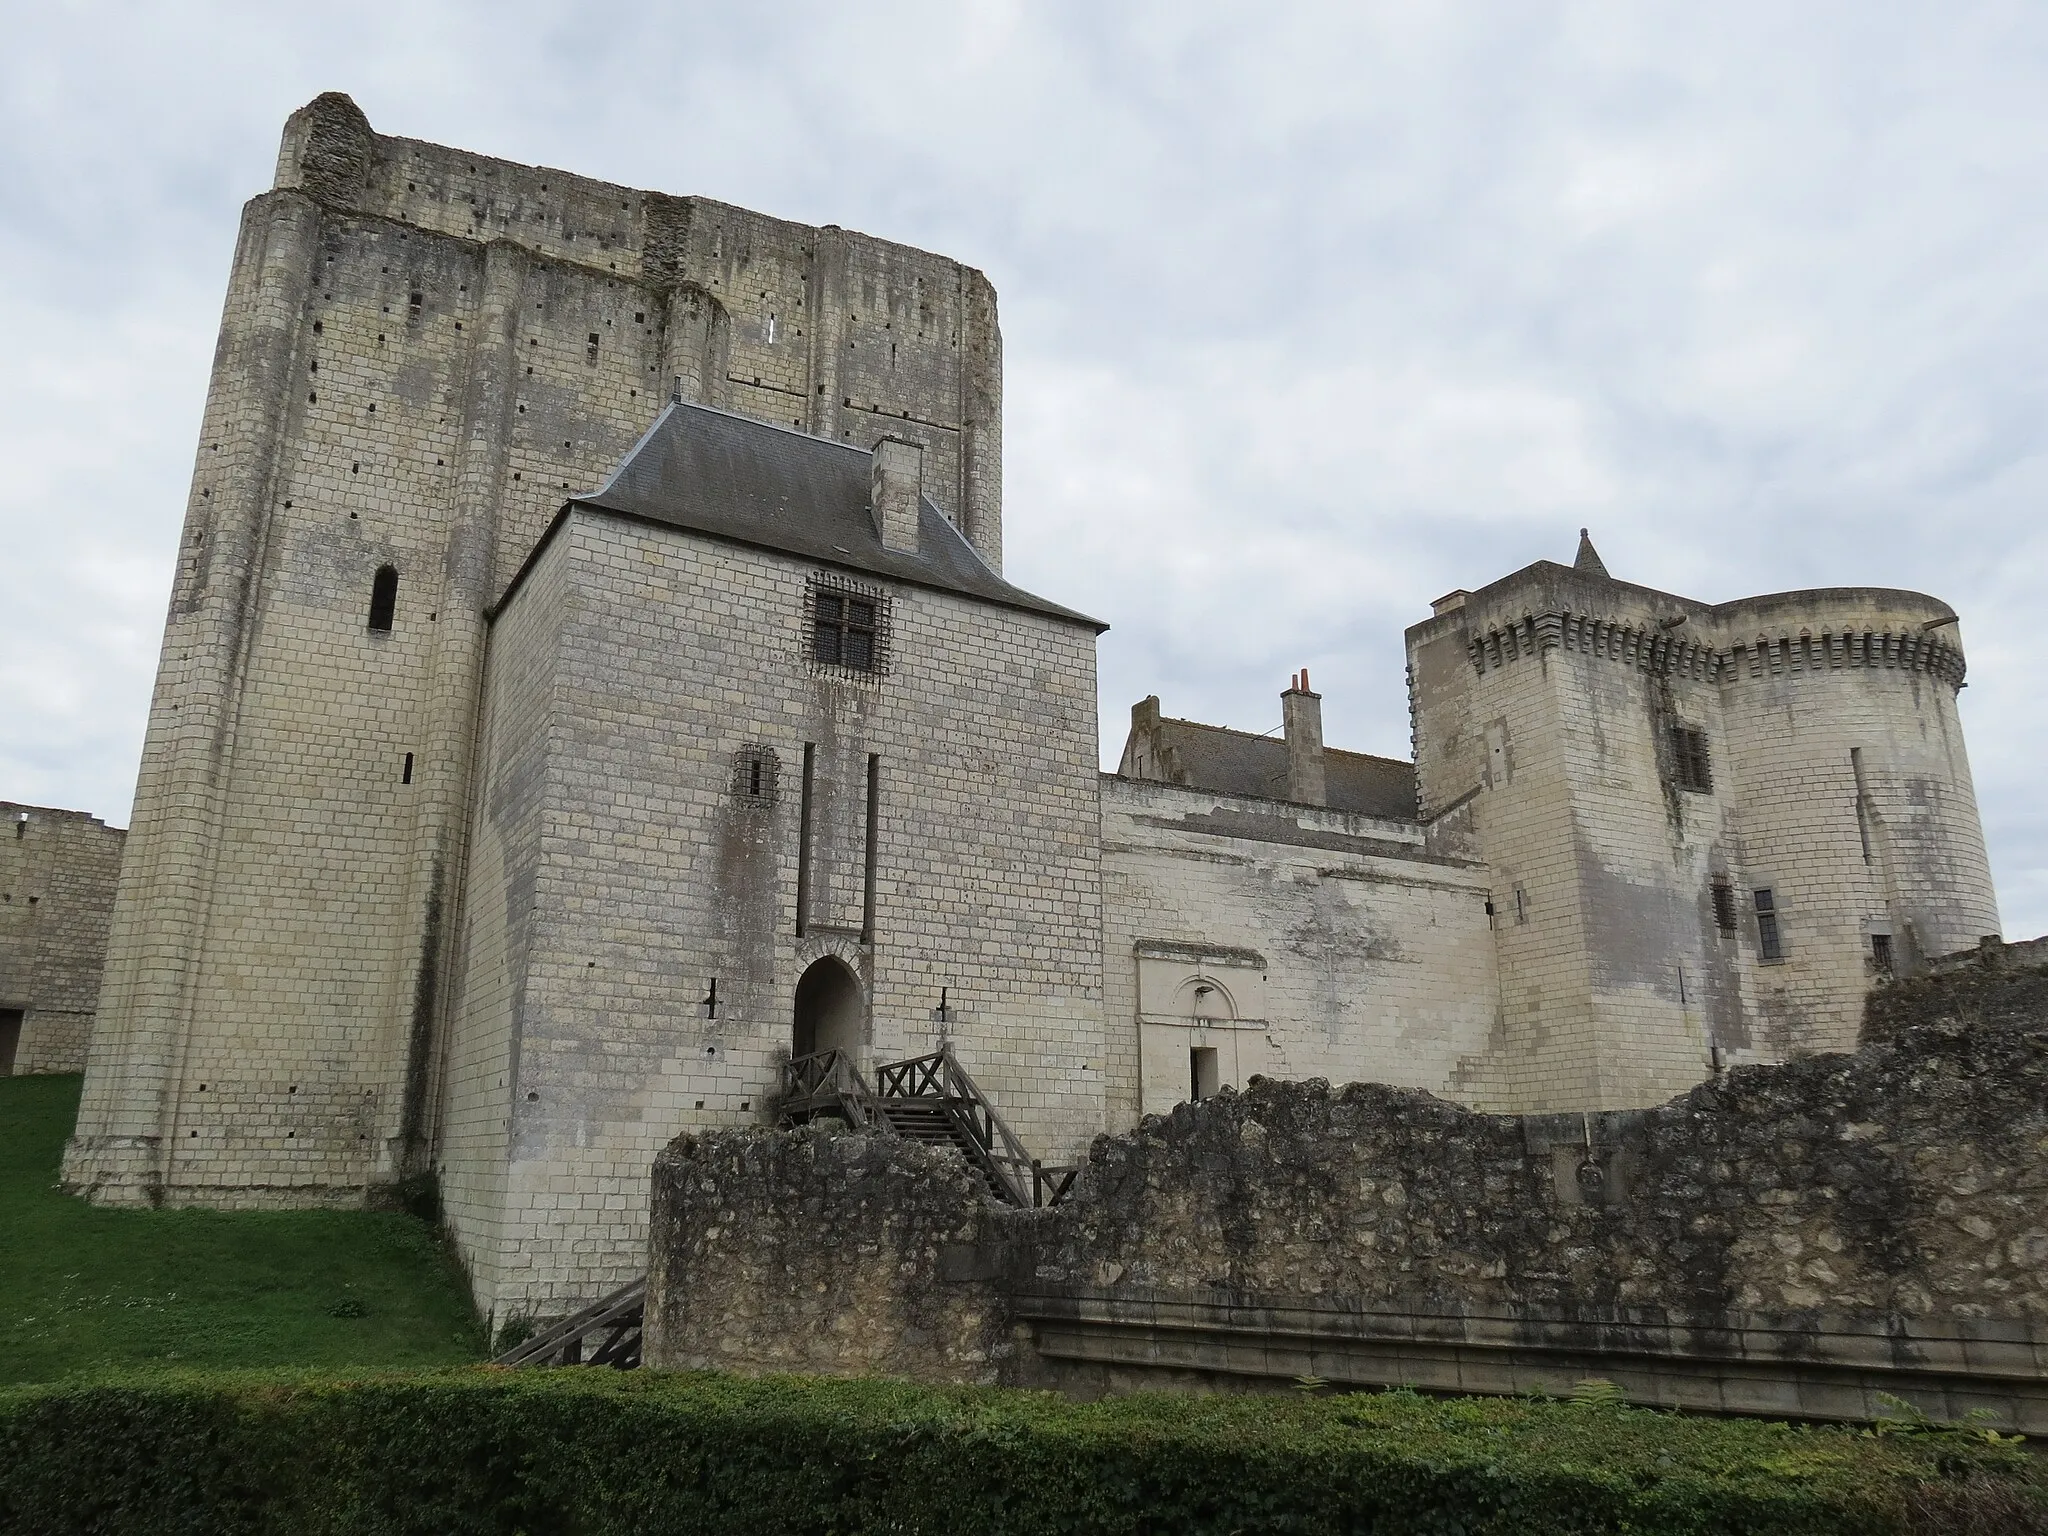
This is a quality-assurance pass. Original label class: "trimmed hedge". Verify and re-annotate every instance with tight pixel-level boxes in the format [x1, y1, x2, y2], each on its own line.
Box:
[1, 1367, 2040, 1535]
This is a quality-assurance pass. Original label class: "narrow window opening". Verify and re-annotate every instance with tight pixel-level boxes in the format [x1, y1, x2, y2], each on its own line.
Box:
[861, 753, 880, 943]
[1851, 747, 1873, 864]
[1754, 888, 1784, 962]
[1711, 880, 1738, 934]
[1871, 933, 1894, 975]
[732, 746, 779, 805]
[795, 744, 815, 937]
[1190, 1047, 1220, 1103]
[402, 752, 414, 785]
[1514, 887, 1527, 924]
[409, 291, 423, 309]
[367, 565, 398, 632]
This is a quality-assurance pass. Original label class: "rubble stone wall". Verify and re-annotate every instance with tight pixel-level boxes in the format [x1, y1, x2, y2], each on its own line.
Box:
[646, 957, 2048, 1425]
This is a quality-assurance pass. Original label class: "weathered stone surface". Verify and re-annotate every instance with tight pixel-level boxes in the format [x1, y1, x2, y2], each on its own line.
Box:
[645, 1123, 1011, 1381]
[0, 803, 125, 1076]
[646, 963, 2048, 1400]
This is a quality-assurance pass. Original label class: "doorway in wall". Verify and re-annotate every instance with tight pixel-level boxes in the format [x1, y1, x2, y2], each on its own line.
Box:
[792, 957, 864, 1060]
[1190, 1046, 1220, 1103]
[0, 1009, 22, 1076]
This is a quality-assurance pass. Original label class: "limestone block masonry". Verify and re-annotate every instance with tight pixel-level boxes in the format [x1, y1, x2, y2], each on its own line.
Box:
[0, 804, 126, 1075]
[64, 92, 1004, 1208]
[1407, 558, 1999, 1113]
[444, 504, 1107, 1321]
[1098, 775, 1497, 1121]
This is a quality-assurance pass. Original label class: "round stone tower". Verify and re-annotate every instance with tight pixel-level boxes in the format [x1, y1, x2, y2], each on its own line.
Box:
[1707, 588, 1998, 1050]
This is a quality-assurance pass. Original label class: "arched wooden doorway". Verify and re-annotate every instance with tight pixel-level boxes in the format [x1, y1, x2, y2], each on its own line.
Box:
[792, 955, 863, 1059]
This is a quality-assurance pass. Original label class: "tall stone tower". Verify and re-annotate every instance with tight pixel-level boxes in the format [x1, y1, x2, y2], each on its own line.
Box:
[66, 94, 1004, 1206]
[1408, 536, 1999, 1112]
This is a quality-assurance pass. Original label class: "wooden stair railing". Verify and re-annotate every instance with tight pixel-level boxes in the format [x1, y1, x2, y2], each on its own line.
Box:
[492, 1276, 644, 1369]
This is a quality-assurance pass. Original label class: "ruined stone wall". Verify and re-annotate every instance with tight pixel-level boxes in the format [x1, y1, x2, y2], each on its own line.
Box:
[1098, 775, 1497, 1121]
[0, 804, 125, 1074]
[646, 959, 2048, 1422]
[69, 93, 1004, 1208]
[452, 507, 1104, 1321]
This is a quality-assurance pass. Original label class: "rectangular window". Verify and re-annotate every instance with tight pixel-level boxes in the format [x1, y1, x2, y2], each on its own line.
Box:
[1754, 888, 1784, 961]
[1711, 880, 1738, 934]
[1190, 1047, 1220, 1103]
[1670, 725, 1713, 793]
[1871, 933, 1894, 975]
[811, 590, 879, 671]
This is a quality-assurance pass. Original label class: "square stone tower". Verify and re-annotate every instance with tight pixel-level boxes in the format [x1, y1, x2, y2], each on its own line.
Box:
[65, 95, 1006, 1208]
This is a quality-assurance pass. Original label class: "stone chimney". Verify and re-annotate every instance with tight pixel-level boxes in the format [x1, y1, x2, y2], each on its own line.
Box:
[1282, 670, 1326, 807]
[871, 437, 923, 554]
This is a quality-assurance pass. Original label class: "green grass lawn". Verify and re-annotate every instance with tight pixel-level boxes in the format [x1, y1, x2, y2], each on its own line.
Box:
[0, 1074, 485, 1384]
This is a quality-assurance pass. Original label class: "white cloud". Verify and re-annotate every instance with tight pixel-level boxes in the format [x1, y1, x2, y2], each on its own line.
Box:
[2, 0, 2045, 935]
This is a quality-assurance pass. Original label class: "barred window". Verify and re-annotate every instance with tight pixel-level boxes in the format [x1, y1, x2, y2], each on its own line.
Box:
[1670, 725, 1712, 793]
[807, 577, 889, 675]
[732, 745, 780, 805]
[1711, 880, 1738, 934]
[1754, 888, 1785, 961]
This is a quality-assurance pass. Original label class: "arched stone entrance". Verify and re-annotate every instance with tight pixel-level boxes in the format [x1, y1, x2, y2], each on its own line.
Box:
[792, 955, 864, 1059]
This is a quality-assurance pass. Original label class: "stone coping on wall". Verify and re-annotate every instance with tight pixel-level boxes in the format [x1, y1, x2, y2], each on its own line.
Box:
[1013, 1286, 2048, 1431]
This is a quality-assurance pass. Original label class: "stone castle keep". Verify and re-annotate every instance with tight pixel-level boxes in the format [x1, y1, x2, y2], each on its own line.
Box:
[62, 95, 2004, 1324]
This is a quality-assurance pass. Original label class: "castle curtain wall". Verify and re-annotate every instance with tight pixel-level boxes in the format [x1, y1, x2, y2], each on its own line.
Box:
[445, 510, 1105, 1322]
[1098, 777, 1498, 1120]
[0, 805, 126, 1075]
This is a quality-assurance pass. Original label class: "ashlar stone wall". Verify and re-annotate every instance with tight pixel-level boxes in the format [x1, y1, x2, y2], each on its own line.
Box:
[449, 506, 1105, 1322]
[1099, 776, 1497, 1121]
[1407, 563, 1997, 1115]
[0, 804, 126, 1075]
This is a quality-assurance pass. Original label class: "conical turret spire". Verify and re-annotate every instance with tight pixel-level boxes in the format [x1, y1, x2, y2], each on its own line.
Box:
[1573, 527, 1609, 578]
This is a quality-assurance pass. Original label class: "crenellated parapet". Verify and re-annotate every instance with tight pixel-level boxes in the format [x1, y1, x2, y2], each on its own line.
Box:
[1725, 628, 1965, 689]
[1466, 610, 1722, 682]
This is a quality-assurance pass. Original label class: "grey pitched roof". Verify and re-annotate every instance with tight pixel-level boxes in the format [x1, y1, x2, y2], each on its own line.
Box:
[1153, 718, 1418, 821]
[565, 400, 1102, 629]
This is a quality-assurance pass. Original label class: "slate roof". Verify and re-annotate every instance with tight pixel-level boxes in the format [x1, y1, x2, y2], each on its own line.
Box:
[1152, 717, 1418, 821]
[562, 399, 1102, 629]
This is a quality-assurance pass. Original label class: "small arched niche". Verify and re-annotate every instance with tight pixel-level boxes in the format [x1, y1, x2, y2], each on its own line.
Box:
[792, 955, 863, 1060]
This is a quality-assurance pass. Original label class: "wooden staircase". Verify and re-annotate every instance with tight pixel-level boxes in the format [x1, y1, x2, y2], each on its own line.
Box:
[784, 1043, 1078, 1209]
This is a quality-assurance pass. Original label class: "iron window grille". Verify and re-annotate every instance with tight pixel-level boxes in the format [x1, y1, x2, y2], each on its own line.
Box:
[1670, 725, 1713, 793]
[732, 745, 781, 805]
[807, 576, 890, 676]
[1711, 880, 1738, 934]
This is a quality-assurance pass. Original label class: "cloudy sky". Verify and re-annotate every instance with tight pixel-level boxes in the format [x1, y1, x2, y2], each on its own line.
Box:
[4, 2, 2045, 937]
